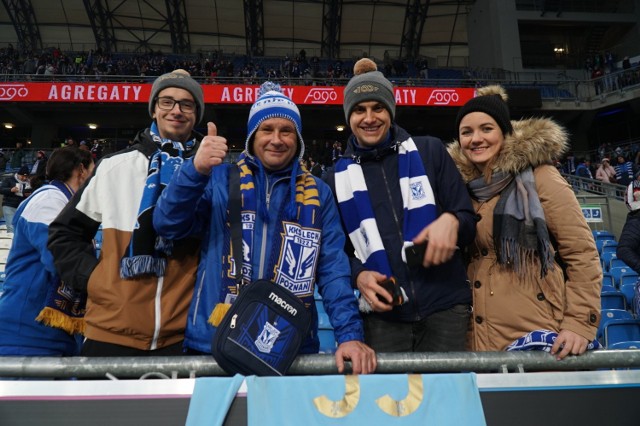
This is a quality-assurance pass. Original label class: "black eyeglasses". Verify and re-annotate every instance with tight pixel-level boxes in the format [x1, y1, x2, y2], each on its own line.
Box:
[156, 96, 196, 113]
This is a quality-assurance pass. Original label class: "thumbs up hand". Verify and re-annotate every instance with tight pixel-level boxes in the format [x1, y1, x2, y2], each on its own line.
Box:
[193, 122, 228, 175]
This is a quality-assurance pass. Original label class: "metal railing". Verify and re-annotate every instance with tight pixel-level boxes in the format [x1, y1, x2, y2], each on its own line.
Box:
[1, 351, 639, 379]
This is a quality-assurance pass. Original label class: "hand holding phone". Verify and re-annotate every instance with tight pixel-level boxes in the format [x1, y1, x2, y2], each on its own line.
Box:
[376, 277, 403, 306]
[404, 241, 428, 267]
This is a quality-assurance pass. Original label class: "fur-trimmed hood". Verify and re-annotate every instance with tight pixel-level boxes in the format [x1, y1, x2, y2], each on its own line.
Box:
[448, 116, 569, 183]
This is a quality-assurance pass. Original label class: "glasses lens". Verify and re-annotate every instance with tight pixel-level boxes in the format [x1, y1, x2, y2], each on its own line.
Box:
[157, 98, 175, 110]
[180, 101, 196, 113]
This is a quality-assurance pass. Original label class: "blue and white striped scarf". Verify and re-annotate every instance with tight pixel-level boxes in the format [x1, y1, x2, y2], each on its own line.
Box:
[335, 137, 436, 277]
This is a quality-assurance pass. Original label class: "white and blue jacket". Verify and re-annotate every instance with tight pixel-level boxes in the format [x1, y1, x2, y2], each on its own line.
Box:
[154, 155, 364, 354]
[0, 184, 81, 356]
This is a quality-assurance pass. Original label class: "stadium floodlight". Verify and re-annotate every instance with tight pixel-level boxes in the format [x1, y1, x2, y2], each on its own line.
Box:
[88, 123, 98, 130]
[336, 125, 345, 132]
[3, 123, 13, 129]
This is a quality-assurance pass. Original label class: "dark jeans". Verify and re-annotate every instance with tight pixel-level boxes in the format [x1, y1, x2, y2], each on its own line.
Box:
[363, 304, 470, 352]
[81, 339, 187, 357]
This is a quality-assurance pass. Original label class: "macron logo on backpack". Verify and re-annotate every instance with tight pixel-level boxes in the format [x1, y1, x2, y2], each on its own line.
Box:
[269, 291, 298, 316]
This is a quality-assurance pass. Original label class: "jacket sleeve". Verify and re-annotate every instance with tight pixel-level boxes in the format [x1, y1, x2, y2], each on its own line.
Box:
[536, 165, 602, 340]
[0, 177, 13, 197]
[47, 173, 101, 292]
[617, 214, 640, 274]
[421, 137, 477, 247]
[315, 180, 365, 344]
[153, 158, 214, 240]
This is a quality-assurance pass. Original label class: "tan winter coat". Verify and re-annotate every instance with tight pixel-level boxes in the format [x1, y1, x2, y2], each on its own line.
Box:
[449, 117, 602, 351]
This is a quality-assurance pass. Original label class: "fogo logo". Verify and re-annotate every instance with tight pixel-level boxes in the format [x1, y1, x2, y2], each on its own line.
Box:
[0, 84, 28, 101]
[304, 88, 338, 104]
[426, 89, 459, 106]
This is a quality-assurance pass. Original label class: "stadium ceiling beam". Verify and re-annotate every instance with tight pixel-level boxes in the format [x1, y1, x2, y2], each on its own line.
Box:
[83, 0, 118, 53]
[321, 0, 342, 59]
[1, 0, 42, 54]
[165, 0, 190, 54]
[399, 0, 430, 60]
[243, 0, 264, 57]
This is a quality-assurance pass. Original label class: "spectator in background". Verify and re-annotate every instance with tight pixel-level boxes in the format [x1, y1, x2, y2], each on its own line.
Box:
[30, 150, 48, 178]
[0, 149, 7, 173]
[0, 166, 32, 233]
[595, 157, 616, 184]
[0, 148, 94, 356]
[615, 154, 635, 187]
[48, 69, 204, 357]
[325, 59, 475, 353]
[90, 139, 103, 159]
[617, 175, 640, 316]
[575, 158, 593, 179]
[79, 140, 91, 152]
[449, 85, 601, 359]
[9, 141, 25, 170]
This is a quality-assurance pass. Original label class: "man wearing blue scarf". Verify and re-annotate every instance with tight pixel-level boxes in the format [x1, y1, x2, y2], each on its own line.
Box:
[48, 69, 204, 356]
[325, 58, 476, 353]
[154, 82, 377, 374]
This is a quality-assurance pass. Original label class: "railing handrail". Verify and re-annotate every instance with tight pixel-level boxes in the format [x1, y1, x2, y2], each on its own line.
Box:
[1, 351, 639, 379]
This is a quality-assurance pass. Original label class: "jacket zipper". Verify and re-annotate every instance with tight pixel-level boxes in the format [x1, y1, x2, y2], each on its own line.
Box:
[380, 160, 420, 320]
[258, 175, 286, 277]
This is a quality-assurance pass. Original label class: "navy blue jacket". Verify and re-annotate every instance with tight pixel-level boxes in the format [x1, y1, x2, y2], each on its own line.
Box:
[325, 124, 475, 322]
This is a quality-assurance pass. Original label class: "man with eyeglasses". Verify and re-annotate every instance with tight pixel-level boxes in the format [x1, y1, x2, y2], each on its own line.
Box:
[48, 69, 223, 356]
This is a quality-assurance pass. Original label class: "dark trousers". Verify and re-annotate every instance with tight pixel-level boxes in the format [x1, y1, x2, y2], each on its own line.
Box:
[363, 304, 470, 352]
[81, 339, 187, 357]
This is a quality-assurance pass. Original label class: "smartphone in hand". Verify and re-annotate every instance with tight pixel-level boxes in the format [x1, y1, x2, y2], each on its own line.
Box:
[376, 277, 403, 306]
[404, 241, 428, 267]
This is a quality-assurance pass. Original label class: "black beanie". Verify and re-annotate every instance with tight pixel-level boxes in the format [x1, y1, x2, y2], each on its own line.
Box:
[455, 85, 513, 136]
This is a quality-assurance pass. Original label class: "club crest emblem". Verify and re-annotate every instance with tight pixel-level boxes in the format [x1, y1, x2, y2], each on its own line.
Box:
[410, 182, 426, 200]
[255, 321, 280, 353]
[275, 222, 321, 295]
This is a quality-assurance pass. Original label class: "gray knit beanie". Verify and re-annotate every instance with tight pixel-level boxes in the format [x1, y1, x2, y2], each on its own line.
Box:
[343, 58, 395, 123]
[148, 69, 205, 123]
[455, 85, 513, 136]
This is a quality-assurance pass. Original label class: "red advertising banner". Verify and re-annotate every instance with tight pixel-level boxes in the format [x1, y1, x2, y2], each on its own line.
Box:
[0, 82, 475, 107]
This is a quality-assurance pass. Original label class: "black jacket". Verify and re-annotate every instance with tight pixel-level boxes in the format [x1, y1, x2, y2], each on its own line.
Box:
[617, 210, 640, 274]
[325, 124, 475, 322]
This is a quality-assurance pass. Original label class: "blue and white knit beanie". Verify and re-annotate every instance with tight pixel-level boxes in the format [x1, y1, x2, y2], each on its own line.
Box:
[245, 81, 305, 160]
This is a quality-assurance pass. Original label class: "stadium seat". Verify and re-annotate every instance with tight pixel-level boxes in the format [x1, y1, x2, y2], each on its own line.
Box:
[620, 271, 639, 288]
[610, 266, 634, 289]
[601, 291, 626, 310]
[604, 319, 640, 348]
[607, 341, 640, 349]
[602, 272, 614, 287]
[610, 258, 629, 271]
[600, 251, 617, 271]
[597, 309, 634, 342]
[593, 230, 615, 242]
[601, 284, 617, 294]
[620, 283, 637, 313]
[318, 329, 337, 354]
[600, 240, 618, 256]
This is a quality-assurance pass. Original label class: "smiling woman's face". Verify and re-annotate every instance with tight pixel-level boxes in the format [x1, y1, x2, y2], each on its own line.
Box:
[458, 111, 504, 172]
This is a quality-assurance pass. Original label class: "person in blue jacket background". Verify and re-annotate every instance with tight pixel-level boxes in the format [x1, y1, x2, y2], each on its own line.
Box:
[153, 81, 376, 374]
[0, 147, 94, 356]
[324, 58, 476, 353]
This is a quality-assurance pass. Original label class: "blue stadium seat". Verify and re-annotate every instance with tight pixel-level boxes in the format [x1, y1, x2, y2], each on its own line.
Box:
[601, 291, 626, 310]
[610, 258, 629, 272]
[600, 240, 618, 256]
[602, 272, 614, 287]
[610, 266, 634, 289]
[604, 319, 640, 348]
[601, 284, 617, 294]
[608, 341, 640, 349]
[620, 271, 639, 288]
[597, 309, 634, 342]
[620, 283, 637, 314]
[600, 251, 617, 271]
[596, 238, 616, 255]
[318, 329, 337, 354]
[593, 230, 615, 242]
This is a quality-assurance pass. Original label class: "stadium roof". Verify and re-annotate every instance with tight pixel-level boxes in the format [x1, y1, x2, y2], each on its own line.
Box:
[0, 0, 475, 62]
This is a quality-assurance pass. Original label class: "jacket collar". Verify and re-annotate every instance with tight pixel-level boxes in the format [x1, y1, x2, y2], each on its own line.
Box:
[448, 117, 569, 183]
